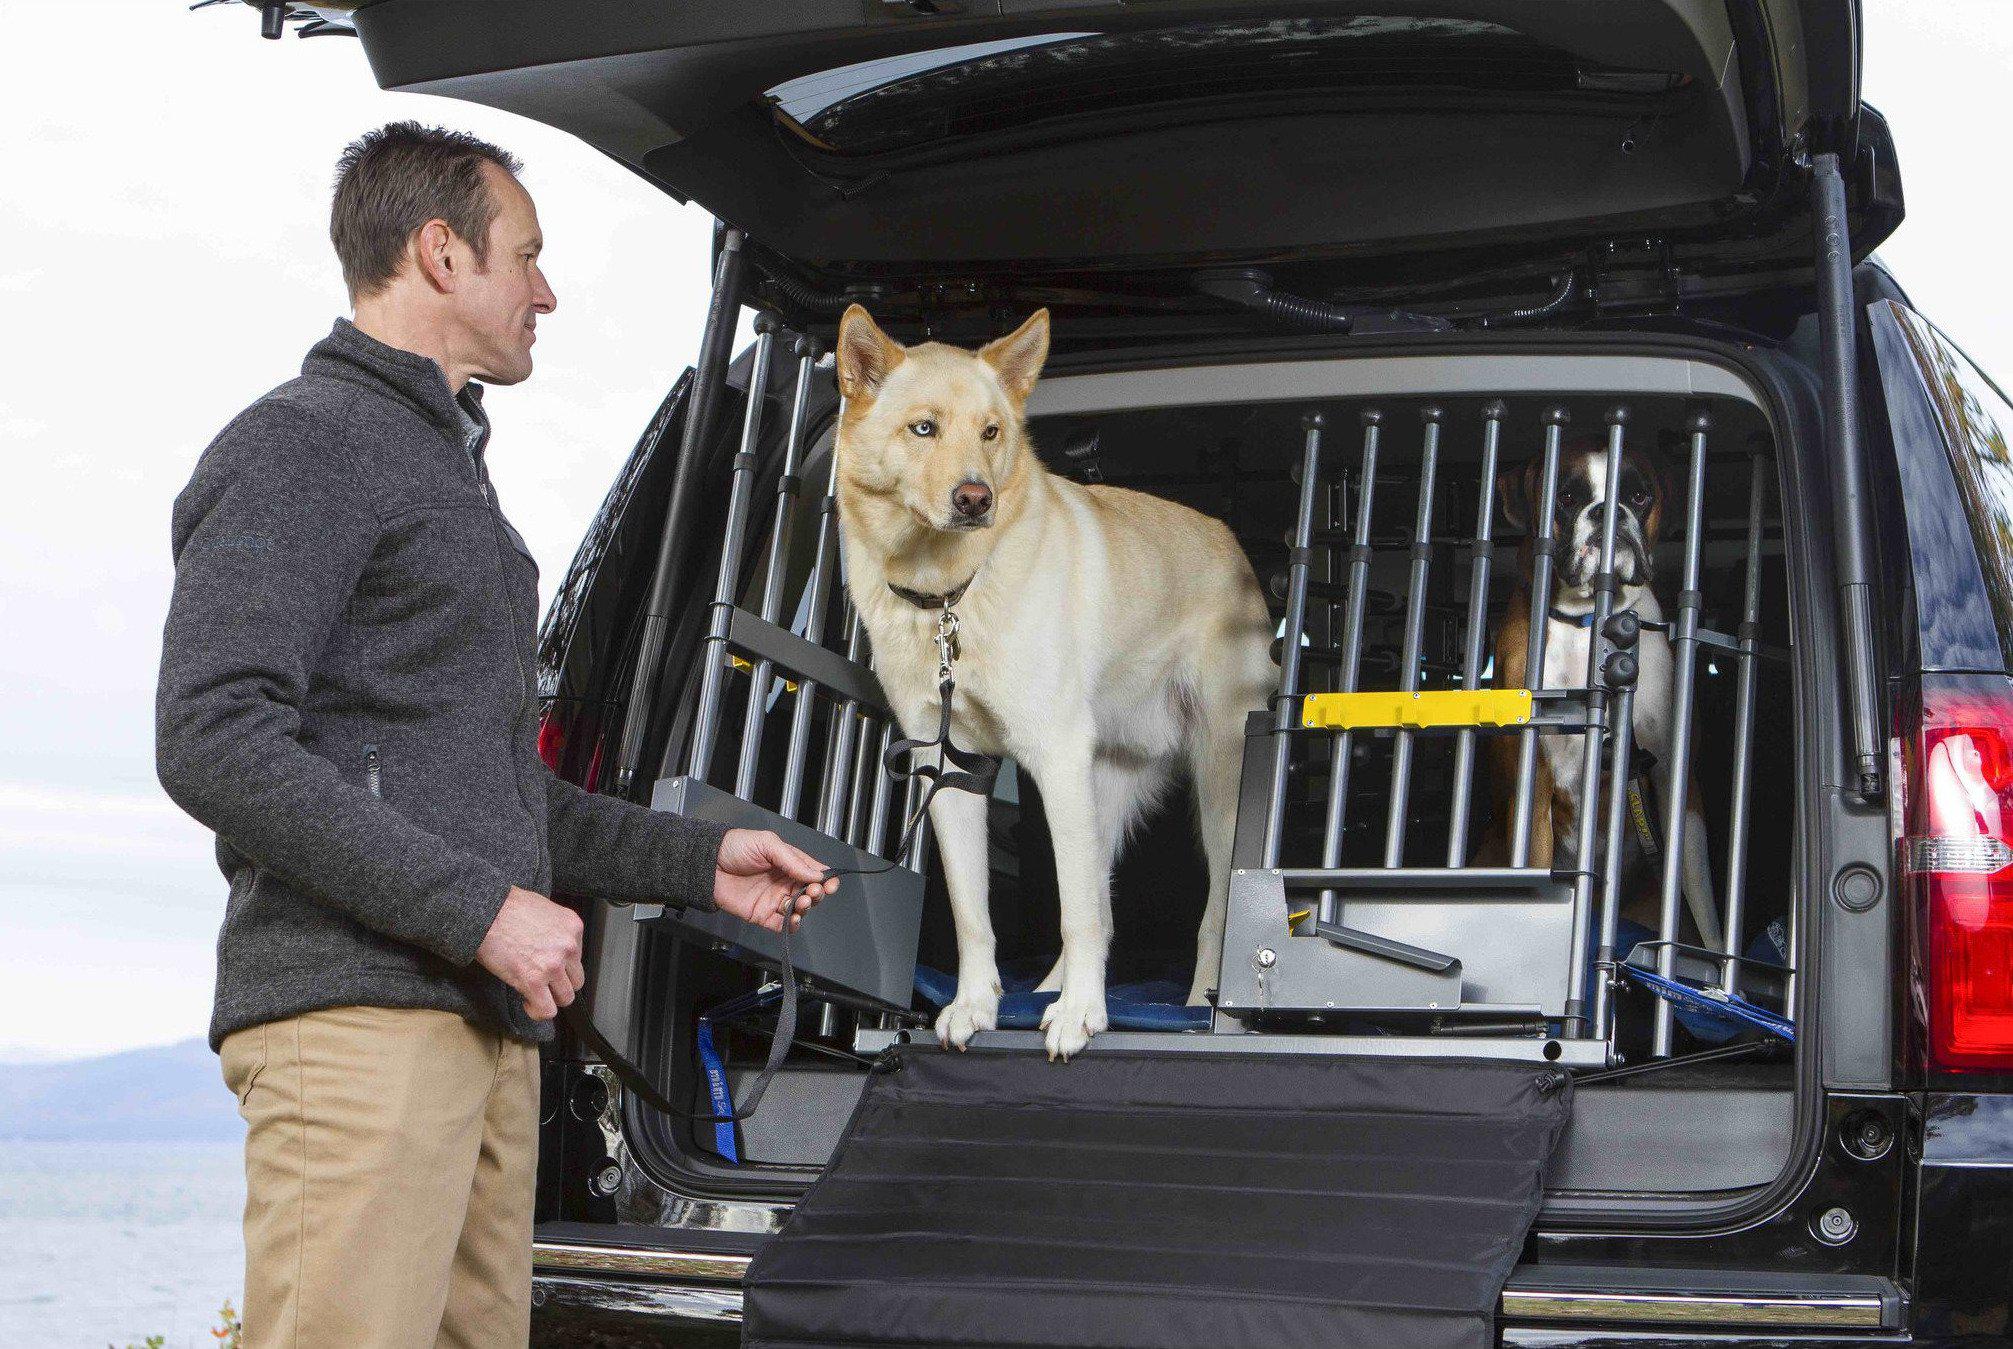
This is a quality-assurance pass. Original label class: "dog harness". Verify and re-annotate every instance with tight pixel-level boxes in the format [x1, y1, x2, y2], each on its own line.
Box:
[863, 571, 1000, 845]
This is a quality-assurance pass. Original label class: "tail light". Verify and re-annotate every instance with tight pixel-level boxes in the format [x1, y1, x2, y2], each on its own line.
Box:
[537, 706, 568, 773]
[1904, 674, 2013, 1073]
[538, 703, 604, 790]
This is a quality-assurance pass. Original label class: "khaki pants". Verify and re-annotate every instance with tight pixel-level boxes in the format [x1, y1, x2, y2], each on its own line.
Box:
[220, 1005, 540, 1348]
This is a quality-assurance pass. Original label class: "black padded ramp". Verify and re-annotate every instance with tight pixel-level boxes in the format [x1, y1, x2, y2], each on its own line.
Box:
[744, 1048, 1572, 1349]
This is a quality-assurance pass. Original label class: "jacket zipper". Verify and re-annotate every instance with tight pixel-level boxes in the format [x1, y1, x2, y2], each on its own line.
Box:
[364, 744, 383, 799]
[450, 415, 549, 885]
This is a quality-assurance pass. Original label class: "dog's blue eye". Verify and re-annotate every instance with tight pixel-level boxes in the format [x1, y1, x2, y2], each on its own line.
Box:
[909, 419, 936, 437]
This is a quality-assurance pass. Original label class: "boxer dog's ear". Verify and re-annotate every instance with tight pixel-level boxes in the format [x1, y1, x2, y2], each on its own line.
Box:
[1498, 457, 1542, 533]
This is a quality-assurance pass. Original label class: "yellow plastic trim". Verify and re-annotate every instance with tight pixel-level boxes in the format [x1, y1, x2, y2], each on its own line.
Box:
[1301, 689, 1532, 730]
[729, 655, 798, 694]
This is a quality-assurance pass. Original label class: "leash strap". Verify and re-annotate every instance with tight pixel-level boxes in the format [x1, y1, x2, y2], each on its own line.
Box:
[560, 914, 800, 1124]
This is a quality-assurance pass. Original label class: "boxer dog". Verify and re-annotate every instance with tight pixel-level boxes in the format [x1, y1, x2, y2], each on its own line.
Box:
[831, 306, 1276, 1060]
[1482, 434, 1722, 949]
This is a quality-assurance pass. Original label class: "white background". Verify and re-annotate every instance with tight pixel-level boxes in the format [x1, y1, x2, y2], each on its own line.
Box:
[0, 0, 2003, 1057]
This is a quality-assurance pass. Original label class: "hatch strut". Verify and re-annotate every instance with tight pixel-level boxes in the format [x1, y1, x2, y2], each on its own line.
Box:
[1810, 152, 1884, 800]
[612, 228, 749, 799]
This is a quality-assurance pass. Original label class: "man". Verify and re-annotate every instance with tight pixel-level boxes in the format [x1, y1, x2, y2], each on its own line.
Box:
[155, 122, 835, 1347]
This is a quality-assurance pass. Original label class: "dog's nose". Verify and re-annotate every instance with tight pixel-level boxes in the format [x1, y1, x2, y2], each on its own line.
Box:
[953, 482, 993, 519]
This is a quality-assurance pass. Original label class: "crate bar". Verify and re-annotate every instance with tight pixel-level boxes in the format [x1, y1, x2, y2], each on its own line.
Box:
[734, 334, 818, 800]
[819, 608, 870, 837]
[1653, 410, 1715, 1055]
[612, 228, 746, 799]
[1447, 401, 1507, 865]
[1510, 411, 1568, 865]
[1813, 151, 1885, 800]
[1262, 411, 1330, 867]
[902, 769, 933, 872]
[779, 447, 847, 820]
[1720, 454, 1771, 994]
[1563, 407, 1633, 1033]
[865, 720, 897, 857]
[1590, 683, 1638, 1037]
[1317, 411, 1382, 922]
[1383, 408, 1444, 866]
[687, 319, 778, 782]
[845, 707, 880, 846]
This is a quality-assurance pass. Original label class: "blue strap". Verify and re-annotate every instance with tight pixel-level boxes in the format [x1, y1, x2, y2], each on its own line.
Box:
[695, 986, 786, 1162]
[1620, 964, 1795, 1041]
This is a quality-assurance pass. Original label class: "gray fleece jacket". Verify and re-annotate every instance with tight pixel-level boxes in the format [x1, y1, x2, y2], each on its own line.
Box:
[158, 319, 725, 1050]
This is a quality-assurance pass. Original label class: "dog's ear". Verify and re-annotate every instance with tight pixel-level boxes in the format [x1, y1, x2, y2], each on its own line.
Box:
[978, 308, 1050, 404]
[836, 304, 905, 404]
[1498, 457, 1539, 533]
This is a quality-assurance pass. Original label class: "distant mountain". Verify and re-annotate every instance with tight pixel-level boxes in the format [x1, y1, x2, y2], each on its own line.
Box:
[0, 1038, 241, 1141]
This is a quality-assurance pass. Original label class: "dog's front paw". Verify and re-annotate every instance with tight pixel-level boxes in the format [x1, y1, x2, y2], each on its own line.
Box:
[1040, 987, 1108, 1062]
[935, 986, 1000, 1050]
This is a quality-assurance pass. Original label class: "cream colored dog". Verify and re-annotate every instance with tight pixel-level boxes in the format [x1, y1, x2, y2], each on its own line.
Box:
[833, 305, 1275, 1059]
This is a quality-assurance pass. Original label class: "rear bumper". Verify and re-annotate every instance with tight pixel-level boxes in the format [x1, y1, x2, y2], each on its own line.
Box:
[530, 1239, 1903, 1344]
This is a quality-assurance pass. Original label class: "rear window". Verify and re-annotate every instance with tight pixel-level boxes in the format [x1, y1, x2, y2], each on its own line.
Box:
[765, 16, 1687, 161]
[1890, 305, 2013, 666]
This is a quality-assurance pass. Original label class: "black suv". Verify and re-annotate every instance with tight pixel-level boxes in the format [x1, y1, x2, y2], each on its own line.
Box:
[237, 2, 2013, 1343]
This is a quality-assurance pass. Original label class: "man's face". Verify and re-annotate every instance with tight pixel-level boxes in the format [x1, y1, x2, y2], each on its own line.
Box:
[454, 161, 556, 386]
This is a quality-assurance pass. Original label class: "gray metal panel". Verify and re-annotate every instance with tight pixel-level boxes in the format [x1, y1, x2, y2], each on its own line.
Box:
[1026, 354, 1766, 417]
[642, 776, 922, 1009]
[1215, 869, 1576, 1019]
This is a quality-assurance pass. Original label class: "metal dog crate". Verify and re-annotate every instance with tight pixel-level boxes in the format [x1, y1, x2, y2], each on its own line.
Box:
[614, 242, 1800, 1074]
[1206, 399, 1787, 1067]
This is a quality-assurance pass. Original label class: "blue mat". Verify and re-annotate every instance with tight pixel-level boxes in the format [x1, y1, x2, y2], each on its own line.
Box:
[914, 963, 1211, 1031]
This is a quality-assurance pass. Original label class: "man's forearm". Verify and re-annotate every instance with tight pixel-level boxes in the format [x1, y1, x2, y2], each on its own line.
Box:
[543, 771, 726, 910]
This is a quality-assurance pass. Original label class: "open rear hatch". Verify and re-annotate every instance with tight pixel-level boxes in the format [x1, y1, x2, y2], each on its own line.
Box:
[345, 0, 1897, 334]
[250, 1, 1905, 1334]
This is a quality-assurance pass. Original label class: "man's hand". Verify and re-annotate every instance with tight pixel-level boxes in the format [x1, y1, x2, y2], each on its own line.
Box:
[475, 885, 585, 1021]
[714, 828, 838, 933]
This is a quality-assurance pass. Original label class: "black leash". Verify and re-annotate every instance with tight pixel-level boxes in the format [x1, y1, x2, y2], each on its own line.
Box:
[563, 578, 997, 1123]
[561, 960, 798, 1122]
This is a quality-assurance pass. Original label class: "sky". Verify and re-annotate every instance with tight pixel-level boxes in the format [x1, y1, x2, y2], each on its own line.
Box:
[0, 0, 2008, 1058]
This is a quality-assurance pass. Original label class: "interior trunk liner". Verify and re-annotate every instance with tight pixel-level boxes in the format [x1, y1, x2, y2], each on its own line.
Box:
[743, 1047, 1573, 1348]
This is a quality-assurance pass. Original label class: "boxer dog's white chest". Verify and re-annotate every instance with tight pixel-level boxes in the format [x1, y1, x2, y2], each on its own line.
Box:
[1538, 587, 1673, 848]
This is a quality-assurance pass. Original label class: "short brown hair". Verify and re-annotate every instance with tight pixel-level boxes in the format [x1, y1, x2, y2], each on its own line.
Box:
[330, 122, 522, 299]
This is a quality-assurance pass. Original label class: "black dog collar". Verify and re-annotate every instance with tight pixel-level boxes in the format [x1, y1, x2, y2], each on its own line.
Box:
[889, 573, 976, 610]
[1549, 597, 1670, 632]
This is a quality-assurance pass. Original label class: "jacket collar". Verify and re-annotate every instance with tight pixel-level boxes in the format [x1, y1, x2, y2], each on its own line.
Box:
[305, 318, 482, 436]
